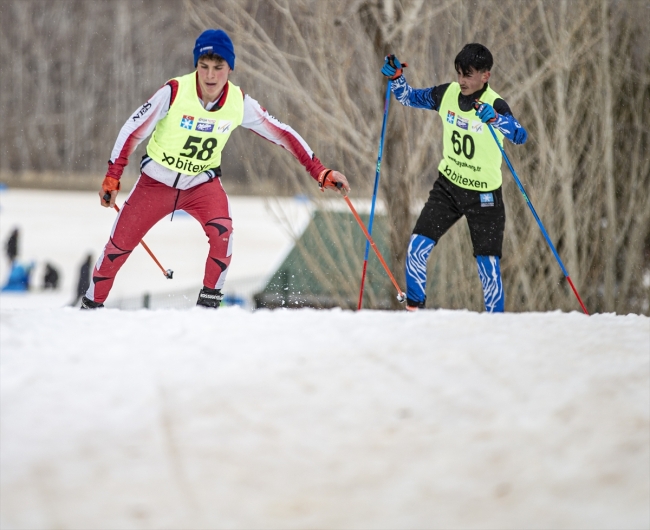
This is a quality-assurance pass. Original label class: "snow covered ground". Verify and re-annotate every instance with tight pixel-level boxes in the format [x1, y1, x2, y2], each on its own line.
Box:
[1, 308, 648, 529]
[1, 190, 649, 529]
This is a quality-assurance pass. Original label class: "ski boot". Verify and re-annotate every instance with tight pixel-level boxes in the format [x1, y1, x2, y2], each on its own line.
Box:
[197, 287, 223, 308]
[405, 298, 425, 312]
[80, 296, 104, 309]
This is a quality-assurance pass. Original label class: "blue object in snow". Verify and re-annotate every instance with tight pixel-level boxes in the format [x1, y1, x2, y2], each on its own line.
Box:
[2, 261, 34, 292]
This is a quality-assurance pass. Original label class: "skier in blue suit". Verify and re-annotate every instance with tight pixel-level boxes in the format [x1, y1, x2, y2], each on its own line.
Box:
[381, 43, 528, 312]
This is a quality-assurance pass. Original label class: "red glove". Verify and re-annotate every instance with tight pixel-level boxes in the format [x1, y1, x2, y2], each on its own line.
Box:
[100, 176, 120, 207]
[318, 169, 338, 192]
[318, 169, 350, 194]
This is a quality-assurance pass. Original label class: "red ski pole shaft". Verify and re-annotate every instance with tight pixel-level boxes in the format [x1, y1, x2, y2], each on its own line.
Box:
[357, 261, 369, 310]
[112, 204, 172, 279]
[343, 195, 405, 301]
[566, 276, 589, 315]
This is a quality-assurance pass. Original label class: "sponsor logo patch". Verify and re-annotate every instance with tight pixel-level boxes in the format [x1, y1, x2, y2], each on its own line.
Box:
[471, 121, 484, 133]
[161, 151, 211, 174]
[456, 117, 469, 130]
[180, 115, 194, 130]
[216, 120, 232, 134]
[480, 192, 495, 207]
[195, 118, 216, 133]
[132, 102, 152, 122]
[446, 111, 456, 124]
[442, 163, 488, 190]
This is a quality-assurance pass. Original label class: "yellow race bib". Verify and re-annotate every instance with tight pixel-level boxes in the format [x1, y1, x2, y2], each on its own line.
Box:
[437, 82, 504, 191]
[147, 73, 244, 175]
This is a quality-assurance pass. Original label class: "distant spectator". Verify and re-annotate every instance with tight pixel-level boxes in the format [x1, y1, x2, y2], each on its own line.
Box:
[71, 254, 92, 306]
[5, 228, 19, 264]
[43, 263, 60, 290]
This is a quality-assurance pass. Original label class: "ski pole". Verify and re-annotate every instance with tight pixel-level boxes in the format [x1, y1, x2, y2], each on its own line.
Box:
[341, 191, 406, 304]
[481, 119, 588, 314]
[358, 79, 392, 310]
[113, 204, 173, 279]
[104, 193, 173, 279]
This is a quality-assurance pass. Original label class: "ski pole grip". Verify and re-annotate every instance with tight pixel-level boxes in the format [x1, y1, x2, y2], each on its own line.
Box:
[103, 192, 111, 203]
[335, 181, 349, 197]
[387, 55, 408, 69]
[473, 99, 497, 123]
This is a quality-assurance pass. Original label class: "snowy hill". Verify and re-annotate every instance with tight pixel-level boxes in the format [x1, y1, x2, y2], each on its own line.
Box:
[1, 307, 648, 529]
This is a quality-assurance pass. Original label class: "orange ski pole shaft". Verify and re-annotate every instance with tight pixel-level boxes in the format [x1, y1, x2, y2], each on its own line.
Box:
[111, 203, 173, 279]
[342, 194, 405, 303]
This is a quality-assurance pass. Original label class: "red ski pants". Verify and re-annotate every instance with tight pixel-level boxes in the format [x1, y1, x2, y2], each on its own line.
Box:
[87, 173, 232, 303]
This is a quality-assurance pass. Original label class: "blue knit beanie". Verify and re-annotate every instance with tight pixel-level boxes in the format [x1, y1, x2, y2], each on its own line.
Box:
[193, 29, 235, 70]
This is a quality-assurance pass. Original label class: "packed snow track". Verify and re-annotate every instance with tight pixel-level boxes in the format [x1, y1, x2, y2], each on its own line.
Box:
[1, 307, 648, 529]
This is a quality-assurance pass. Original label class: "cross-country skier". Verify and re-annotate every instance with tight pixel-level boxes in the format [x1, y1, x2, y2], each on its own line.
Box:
[381, 43, 528, 312]
[82, 29, 349, 309]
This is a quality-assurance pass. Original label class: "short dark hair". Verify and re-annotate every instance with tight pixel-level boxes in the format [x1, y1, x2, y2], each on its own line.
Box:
[454, 43, 493, 75]
[197, 52, 227, 65]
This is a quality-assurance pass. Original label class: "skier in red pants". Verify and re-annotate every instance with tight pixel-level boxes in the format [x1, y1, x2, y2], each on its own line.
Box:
[82, 29, 350, 309]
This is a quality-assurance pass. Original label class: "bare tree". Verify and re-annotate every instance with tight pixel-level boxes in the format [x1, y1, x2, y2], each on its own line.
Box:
[0, 0, 196, 188]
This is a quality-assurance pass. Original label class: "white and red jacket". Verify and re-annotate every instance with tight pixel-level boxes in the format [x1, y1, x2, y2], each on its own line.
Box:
[106, 73, 326, 190]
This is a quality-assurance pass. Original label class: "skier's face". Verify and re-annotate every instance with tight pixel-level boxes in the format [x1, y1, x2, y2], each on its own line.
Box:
[197, 57, 231, 103]
[457, 67, 490, 96]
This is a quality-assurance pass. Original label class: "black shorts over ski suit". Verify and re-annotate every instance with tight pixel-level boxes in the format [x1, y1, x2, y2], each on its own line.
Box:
[413, 173, 506, 257]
